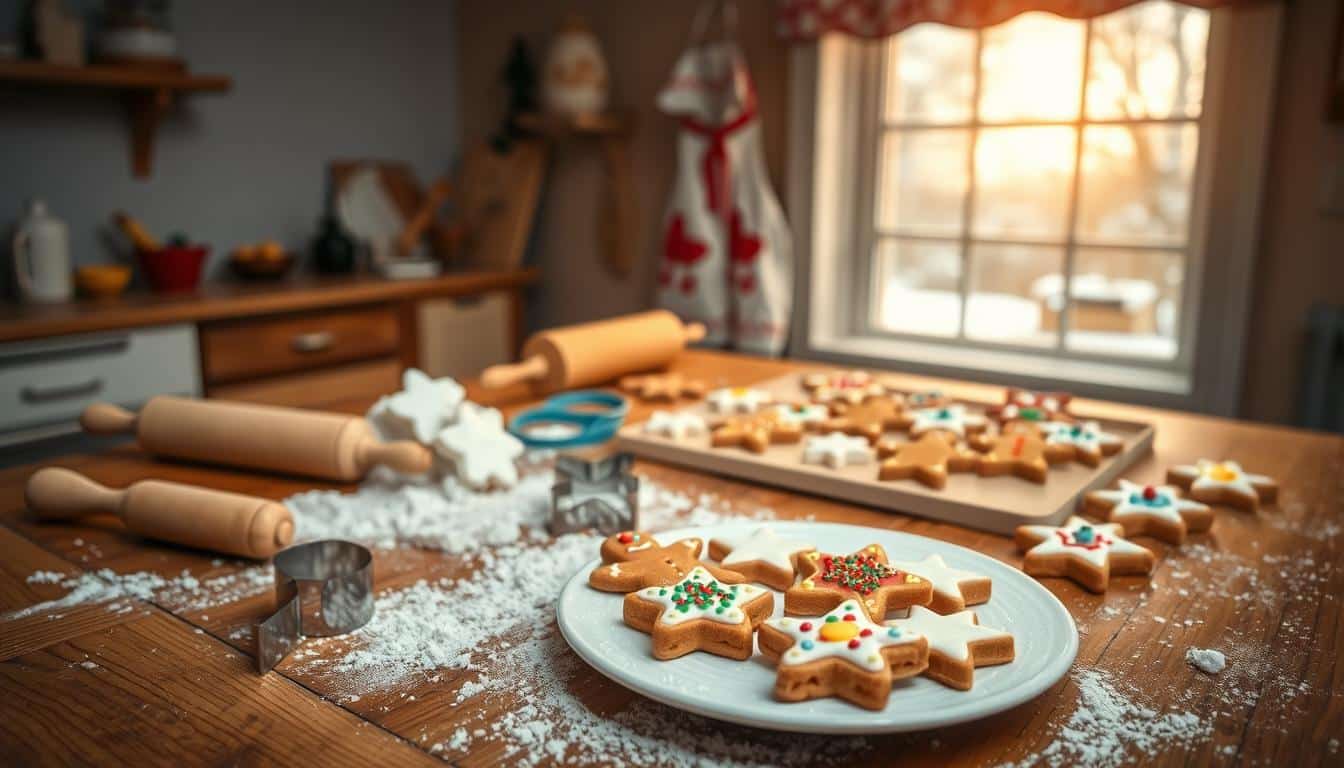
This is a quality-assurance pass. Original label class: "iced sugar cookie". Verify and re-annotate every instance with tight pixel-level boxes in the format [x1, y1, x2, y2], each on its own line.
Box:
[987, 388, 1072, 424]
[706, 387, 771, 414]
[802, 432, 874, 469]
[1040, 421, 1122, 467]
[888, 553, 991, 614]
[1085, 479, 1212, 545]
[709, 526, 816, 590]
[589, 531, 746, 593]
[802, 370, 887, 407]
[885, 606, 1014, 690]
[786, 545, 932, 621]
[643, 410, 707, 440]
[623, 567, 773, 660]
[758, 601, 929, 710]
[1166, 460, 1277, 512]
[907, 405, 987, 439]
[771, 403, 830, 431]
[1015, 517, 1155, 593]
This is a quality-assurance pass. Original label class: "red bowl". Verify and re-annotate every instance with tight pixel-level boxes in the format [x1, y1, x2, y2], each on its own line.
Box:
[139, 246, 208, 293]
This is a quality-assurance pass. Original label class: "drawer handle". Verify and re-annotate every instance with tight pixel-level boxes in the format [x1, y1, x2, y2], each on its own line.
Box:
[20, 378, 104, 404]
[291, 331, 335, 353]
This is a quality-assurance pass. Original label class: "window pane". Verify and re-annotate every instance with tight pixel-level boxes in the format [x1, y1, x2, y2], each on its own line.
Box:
[884, 23, 977, 123]
[877, 129, 969, 236]
[873, 238, 962, 338]
[1086, 1, 1209, 120]
[979, 12, 1085, 123]
[966, 243, 1062, 347]
[1044, 248, 1184, 359]
[973, 127, 1077, 241]
[1076, 123, 1197, 245]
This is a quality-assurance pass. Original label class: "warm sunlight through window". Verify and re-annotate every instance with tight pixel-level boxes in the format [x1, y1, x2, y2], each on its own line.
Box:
[871, 1, 1208, 361]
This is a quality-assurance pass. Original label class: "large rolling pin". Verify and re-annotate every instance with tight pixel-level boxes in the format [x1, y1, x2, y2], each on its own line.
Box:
[81, 396, 432, 482]
[480, 309, 706, 394]
[25, 467, 294, 559]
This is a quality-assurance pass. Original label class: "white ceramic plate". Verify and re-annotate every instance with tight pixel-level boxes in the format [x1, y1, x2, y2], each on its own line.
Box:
[556, 521, 1077, 734]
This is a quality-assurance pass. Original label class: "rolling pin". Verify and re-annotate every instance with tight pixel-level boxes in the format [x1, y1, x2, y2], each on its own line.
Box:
[25, 467, 293, 559]
[80, 396, 432, 482]
[480, 310, 706, 394]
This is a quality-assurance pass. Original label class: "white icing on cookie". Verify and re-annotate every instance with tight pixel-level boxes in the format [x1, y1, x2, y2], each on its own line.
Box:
[908, 405, 986, 438]
[1019, 516, 1149, 568]
[772, 403, 829, 428]
[637, 567, 764, 626]
[1041, 420, 1120, 453]
[802, 432, 874, 468]
[1169, 460, 1273, 500]
[644, 410, 707, 440]
[766, 601, 921, 672]
[806, 371, 886, 405]
[706, 387, 771, 414]
[886, 605, 1010, 662]
[368, 368, 465, 444]
[433, 403, 523, 489]
[1092, 479, 1207, 527]
[712, 526, 814, 572]
[888, 554, 985, 607]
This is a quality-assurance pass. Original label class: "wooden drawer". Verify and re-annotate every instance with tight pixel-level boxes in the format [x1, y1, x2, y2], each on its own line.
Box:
[201, 306, 399, 385]
[210, 358, 401, 410]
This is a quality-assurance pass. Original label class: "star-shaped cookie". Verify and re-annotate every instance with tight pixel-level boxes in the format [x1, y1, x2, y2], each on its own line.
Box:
[887, 553, 991, 614]
[623, 567, 774, 660]
[802, 370, 886, 407]
[907, 405, 988, 439]
[802, 432, 875, 469]
[708, 526, 816, 590]
[823, 398, 910, 443]
[588, 530, 746, 592]
[785, 545, 932, 621]
[884, 606, 1014, 690]
[619, 373, 707, 402]
[1040, 420, 1122, 467]
[877, 432, 981, 490]
[1084, 479, 1212, 545]
[987, 388, 1072, 424]
[972, 429, 1050, 484]
[771, 402, 830, 431]
[643, 410, 707, 440]
[1015, 516, 1155, 593]
[758, 600, 929, 710]
[710, 411, 803, 453]
[706, 387, 772, 414]
[1166, 459, 1277, 512]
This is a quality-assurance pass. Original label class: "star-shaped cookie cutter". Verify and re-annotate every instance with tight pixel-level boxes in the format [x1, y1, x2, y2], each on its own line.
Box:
[551, 452, 640, 535]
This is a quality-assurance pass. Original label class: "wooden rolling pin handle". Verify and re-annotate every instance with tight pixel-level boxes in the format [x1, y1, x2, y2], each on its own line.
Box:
[683, 322, 706, 343]
[26, 467, 120, 520]
[480, 354, 550, 389]
[80, 402, 138, 435]
[356, 439, 434, 475]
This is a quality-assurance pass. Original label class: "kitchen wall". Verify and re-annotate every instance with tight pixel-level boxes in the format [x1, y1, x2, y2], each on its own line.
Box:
[455, 0, 790, 332]
[0, 0, 461, 283]
[1239, 0, 1344, 426]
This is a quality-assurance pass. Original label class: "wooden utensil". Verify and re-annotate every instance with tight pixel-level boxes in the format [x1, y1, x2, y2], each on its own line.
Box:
[80, 396, 433, 482]
[480, 310, 706, 394]
[25, 467, 294, 559]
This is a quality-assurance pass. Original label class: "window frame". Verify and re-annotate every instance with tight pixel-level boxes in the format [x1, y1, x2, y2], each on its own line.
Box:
[787, 3, 1283, 415]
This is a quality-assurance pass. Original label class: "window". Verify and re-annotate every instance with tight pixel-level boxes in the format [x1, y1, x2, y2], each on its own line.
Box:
[792, 1, 1282, 412]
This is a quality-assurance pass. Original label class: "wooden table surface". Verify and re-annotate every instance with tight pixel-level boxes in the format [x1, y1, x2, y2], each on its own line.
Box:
[1, 350, 1340, 766]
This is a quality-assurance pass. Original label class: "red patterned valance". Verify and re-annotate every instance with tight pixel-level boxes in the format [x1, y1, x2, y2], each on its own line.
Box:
[777, 0, 1250, 40]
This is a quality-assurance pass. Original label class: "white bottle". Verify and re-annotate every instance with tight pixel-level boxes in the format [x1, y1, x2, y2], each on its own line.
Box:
[12, 199, 72, 303]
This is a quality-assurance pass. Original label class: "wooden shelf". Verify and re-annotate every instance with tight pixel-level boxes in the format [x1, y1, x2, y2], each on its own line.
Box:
[0, 60, 232, 178]
[513, 109, 633, 137]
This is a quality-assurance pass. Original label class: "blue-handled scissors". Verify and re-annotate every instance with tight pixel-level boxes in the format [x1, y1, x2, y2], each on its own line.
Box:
[508, 390, 629, 449]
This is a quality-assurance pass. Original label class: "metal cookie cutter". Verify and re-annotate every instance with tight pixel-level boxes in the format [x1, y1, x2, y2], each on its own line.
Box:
[551, 452, 640, 536]
[256, 540, 374, 673]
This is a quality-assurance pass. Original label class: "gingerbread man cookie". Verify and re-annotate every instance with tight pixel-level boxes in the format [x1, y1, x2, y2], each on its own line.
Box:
[706, 387, 772, 414]
[1166, 460, 1277, 512]
[710, 411, 803, 453]
[802, 370, 886, 407]
[588, 531, 745, 593]
[623, 567, 774, 660]
[1015, 517, 1155, 593]
[973, 430, 1050, 484]
[802, 432, 875, 469]
[888, 553, 991, 614]
[1040, 420, 1122, 467]
[885, 606, 1014, 691]
[907, 405, 988, 439]
[619, 373, 707, 402]
[785, 545, 932, 621]
[708, 526, 816, 590]
[759, 601, 929, 710]
[987, 388, 1073, 424]
[823, 398, 910, 443]
[1084, 479, 1212, 545]
[878, 432, 981, 490]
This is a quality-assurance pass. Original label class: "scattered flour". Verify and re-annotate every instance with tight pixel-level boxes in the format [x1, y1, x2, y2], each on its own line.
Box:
[6, 565, 272, 621]
[1186, 648, 1227, 675]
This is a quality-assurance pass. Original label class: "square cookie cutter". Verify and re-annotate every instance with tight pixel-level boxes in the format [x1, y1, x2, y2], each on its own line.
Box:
[551, 452, 640, 536]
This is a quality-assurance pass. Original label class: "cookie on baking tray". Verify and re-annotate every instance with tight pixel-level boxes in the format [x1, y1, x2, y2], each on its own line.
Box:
[771, 402, 831, 431]
[785, 545, 932, 621]
[1084, 479, 1212, 545]
[987, 388, 1073, 424]
[972, 428, 1051, 484]
[619, 373, 707, 402]
[1039, 420, 1122, 467]
[878, 432, 981, 490]
[802, 432, 875, 469]
[758, 601, 929, 710]
[802, 370, 887, 407]
[589, 531, 746, 593]
[708, 526, 816, 591]
[887, 553, 991, 614]
[643, 410, 707, 440]
[884, 606, 1014, 691]
[706, 386, 772, 414]
[907, 405, 988, 440]
[1166, 459, 1277, 512]
[710, 410, 803, 453]
[823, 398, 910, 443]
[623, 566, 774, 660]
[1015, 517, 1155, 593]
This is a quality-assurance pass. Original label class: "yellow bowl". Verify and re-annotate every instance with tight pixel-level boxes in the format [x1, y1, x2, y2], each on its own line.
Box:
[76, 264, 132, 298]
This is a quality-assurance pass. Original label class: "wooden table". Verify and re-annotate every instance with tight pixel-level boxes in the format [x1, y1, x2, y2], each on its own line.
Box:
[1, 350, 1339, 765]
